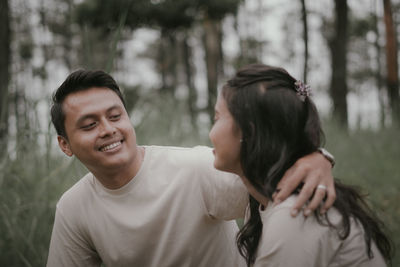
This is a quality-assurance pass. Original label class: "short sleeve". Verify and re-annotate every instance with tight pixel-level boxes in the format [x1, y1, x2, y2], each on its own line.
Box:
[194, 146, 248, 220]
[47, 206, 101, 267]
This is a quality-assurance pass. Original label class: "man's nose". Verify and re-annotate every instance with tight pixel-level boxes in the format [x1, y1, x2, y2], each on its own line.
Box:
[99, 119, 116, 137]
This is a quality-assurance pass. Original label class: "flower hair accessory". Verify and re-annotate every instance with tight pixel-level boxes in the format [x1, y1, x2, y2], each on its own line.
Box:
[294, 80, 311, 102]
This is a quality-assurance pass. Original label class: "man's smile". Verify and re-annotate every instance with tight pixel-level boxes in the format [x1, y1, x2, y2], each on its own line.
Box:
[99, 140, 123, 152]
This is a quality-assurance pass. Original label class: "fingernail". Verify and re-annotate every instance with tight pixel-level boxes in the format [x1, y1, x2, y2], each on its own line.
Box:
[272, 192, 277, 199]
[291, 209, 298, 217]
[304, 209, 311, 216]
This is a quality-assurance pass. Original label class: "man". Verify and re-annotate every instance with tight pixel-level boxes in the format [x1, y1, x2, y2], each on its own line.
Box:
[47, 70, 335, 267]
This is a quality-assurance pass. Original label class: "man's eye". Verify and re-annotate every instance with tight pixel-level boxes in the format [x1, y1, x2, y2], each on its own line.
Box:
[82, 122, 97, 130]
[110, 114, 121, 120]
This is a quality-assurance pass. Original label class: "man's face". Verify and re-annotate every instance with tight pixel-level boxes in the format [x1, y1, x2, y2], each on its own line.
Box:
[58, 87, 138, 173]
[209, 93, 242, 175]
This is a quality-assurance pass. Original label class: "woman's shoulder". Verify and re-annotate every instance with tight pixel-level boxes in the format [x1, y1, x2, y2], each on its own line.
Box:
[256, 195, 386, 267]
[261, 194, 343, 226]
[254, 195, 339, 266]
[254, 195, 342, 266]
[259, 195, 337, 245]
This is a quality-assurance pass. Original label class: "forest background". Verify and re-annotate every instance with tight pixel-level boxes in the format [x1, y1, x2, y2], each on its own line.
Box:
[0, 0, 399, 266]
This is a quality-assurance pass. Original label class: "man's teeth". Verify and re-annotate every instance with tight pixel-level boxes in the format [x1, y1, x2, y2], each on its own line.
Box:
[101, 141, 121, 152]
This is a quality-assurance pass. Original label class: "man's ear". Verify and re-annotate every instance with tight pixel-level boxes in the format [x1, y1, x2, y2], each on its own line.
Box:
[57, 135, 73, 157]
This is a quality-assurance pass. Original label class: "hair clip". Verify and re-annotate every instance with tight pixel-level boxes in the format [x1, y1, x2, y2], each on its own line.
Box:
[294, 80, 311, 102]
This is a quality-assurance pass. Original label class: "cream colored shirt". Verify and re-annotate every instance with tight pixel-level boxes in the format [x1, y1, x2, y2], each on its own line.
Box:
[47, 146, 248, 267]
[254, 195, 386, 267]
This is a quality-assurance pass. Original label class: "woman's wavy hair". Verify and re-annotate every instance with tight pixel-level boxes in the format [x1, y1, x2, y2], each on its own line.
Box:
[222, 64, 392, 266]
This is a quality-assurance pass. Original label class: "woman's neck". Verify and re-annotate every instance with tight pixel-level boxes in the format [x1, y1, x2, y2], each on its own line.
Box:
[239, 176, 270, 207]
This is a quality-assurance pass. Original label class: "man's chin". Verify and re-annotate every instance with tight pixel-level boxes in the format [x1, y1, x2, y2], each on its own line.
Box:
[95, 155, 129, 168]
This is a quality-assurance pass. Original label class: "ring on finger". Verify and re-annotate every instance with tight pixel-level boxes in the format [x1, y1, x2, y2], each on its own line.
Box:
[317, 184, 327, 191]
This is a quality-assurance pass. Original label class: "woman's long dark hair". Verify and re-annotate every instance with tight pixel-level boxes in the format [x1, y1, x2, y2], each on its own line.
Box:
[222, 64, 393, 266]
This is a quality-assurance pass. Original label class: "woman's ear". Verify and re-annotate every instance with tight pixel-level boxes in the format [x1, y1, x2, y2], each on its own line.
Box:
[57, 135, 73, 157]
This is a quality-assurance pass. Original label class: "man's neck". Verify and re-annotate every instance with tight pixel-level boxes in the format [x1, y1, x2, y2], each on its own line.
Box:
[92, 146, 145, 190]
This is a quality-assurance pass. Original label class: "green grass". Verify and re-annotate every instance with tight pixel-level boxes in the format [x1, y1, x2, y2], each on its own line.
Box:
[0, 116, 398, 266]
[0, 142, 86, 266]
[323, 123, 400, 265]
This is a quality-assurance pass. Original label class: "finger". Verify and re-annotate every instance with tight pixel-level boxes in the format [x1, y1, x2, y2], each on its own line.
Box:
[275, 163, 307, 204]
[271, 188, 281, 202]
[321, 185, 336, 213]
[290, 178, 318, 217]
[304, 187, 327, 216]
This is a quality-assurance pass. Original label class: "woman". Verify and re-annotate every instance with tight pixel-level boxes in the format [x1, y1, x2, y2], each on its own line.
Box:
[209, 64, 392, 266]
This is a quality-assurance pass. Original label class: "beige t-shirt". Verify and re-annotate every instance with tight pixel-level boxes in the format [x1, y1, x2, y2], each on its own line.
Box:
[254, 195, 387, 267]
[47, 146, 248, 267]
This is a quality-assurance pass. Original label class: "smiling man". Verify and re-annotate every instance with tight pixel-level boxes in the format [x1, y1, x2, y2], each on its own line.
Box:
[57, 87, 143, 189]
[47, 70, 335, 267]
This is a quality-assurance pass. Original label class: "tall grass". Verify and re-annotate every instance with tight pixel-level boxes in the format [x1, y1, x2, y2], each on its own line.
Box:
[0, 108, 398, 266]
[323, 122, 400, 265]
[0, 136, 86, 267]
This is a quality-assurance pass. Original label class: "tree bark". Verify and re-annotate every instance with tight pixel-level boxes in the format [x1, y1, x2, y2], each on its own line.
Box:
[182, 32, 198, 129]
[373, 0, 385, 128]
[159, 30, 168, 91]
[383, 0, 399, 125]
[300, 0, 309, 83]
[62, 0, 74, 70]
[329, 0, 349, 128]
[158, 29, 177, 94]
[203, 16, 220, 123]
[217, 22, 224, 77]
[0, 0, 10, 149]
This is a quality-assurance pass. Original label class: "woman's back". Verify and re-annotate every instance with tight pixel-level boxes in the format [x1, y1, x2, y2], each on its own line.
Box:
[254, 195, 386, 267]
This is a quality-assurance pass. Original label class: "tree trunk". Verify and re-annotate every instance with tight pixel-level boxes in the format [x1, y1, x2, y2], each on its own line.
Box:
[0, 0, 10, 151]
[182, 32, 198, 129]
[217, 22, 224, 77]
[158, 29, 177, 94]
[62, 0, 74, 70]
[383, 0, 399, 125]
[373, 0, 385, 128]
[329, 0, 349, 128]
[300, 0, 309, 83]
[169, 33, 178, 94]
[159, 30, 168, 91]
[203, 16, 220, 123]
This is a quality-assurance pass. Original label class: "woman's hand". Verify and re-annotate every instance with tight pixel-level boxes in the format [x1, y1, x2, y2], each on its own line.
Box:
[273, 152, 336, 217]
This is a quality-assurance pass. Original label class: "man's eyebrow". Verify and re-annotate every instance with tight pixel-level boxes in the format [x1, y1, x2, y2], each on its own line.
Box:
[75, 105, 123, 126]
[106, 105, 123, 113]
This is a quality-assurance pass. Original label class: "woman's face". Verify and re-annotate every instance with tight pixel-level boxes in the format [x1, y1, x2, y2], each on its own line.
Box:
[209, 93, 243, 176]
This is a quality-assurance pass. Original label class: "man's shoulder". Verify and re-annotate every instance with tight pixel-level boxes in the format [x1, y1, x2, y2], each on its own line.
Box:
[146, 145, 213, 167]
[148, 145, 212, 154]
[57, 173, 93, 210]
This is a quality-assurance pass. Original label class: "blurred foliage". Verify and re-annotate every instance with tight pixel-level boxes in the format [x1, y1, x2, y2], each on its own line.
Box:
[0, 134, 86, 266]
[131, 90, 209, 146]
[350, 15, 374, 38]
[75, 0, 243, 31]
